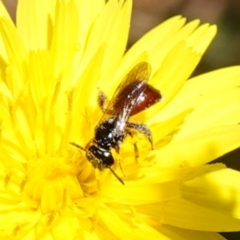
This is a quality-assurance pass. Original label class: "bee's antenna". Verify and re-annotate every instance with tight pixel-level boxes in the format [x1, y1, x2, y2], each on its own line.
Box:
[70, 142, 86, 152]
[70, 142, 124, 185]
[108, 167, 125, 185]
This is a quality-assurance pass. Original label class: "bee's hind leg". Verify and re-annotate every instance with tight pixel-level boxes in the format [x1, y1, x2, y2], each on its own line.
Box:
[125, 130, 140, 163]
[114, 145, 126, 178]
[98, 91, 108, 112]
[126, 122, 153, 150]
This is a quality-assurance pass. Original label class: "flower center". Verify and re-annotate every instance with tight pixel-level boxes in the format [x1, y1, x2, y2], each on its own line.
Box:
[22, 151, 98, 213]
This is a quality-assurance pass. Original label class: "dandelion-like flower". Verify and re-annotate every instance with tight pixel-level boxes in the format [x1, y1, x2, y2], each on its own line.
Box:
[1, 0, 240, 239]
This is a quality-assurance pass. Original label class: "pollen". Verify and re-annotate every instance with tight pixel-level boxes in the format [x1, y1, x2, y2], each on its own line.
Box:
[22, 153, 85, 213]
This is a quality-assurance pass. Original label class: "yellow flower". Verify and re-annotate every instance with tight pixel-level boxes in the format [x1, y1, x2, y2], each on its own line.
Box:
[1, 0, 240, 239]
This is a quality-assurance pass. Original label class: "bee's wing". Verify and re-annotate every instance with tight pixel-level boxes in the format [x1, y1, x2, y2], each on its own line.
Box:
[105, 62, 151, 117]
[104, 62, 151, 135]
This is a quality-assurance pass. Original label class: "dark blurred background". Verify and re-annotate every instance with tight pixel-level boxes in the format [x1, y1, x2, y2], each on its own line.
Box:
[2, 0, 240, 239]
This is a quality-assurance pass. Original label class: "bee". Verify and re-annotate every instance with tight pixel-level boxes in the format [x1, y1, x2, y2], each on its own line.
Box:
[71, 62, 162, 184]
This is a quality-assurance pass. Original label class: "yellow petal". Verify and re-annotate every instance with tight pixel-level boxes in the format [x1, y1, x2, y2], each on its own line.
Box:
[0, 1, 12, 20]
[150, 109, 192, 145]
[161, 199, 240, 231]
[0, 17, 26, 96]
[16, 0, 56, 50]
[51, 211, 85, 239]
[102, 181, 181, 205]
[0, 2, 13, 62]
[149, 42, 200, 114]
[183, 168, 240, 219]
[140, 163, 225, 184]
[0, 205, 40, 239]
[28, 50, 55, 110]
[123, 16, 187, 68]
[132, 223, 170, 240]
[76, 0, 131, 83]
[155, 125, 240, 167]
[74, 0, 105, 49]
[158, 66, 240, 137]
[50, 0, 78, 82]
[97, 204, 132, 239]
[123, 17, 216, 74]
[156, 225, 225, 240]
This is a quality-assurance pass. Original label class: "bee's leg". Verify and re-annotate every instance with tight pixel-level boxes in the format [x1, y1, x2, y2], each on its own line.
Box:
[114, 145, 126, 178]
[126, 122, 153, 150]
[126, 130, 139, 162]
[98, 91, 108, 112]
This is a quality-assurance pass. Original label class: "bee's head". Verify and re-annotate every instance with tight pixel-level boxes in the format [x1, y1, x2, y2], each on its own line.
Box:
[86, 145, 114, 169]
[70, 142, 124, 185]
